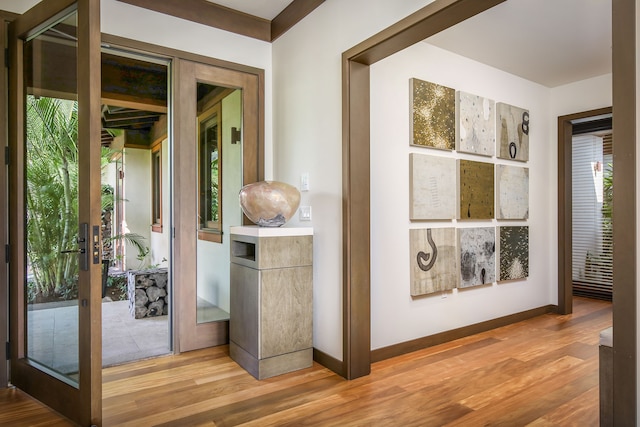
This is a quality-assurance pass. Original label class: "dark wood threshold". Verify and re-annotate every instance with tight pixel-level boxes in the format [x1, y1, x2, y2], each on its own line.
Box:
[371, 305, 555, 363]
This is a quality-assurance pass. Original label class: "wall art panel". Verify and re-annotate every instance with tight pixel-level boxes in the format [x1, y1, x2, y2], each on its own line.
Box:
[409, 153, 457, 220]
[496, 102, 529, 161]
[459, 159, 494, 219]
[499, 226, 529, 281]
[458, 227, 496, 288]
[496, 164, 529, 219]
[456, 91, 495, 156]
[409, 227, 459, 296]
[410, 78, 455, 150]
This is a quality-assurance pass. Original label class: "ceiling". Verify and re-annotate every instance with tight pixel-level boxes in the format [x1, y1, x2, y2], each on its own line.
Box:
[427, 0, 612, 88]
[205, 0, 295, 20]
[203, 0, 611, 88]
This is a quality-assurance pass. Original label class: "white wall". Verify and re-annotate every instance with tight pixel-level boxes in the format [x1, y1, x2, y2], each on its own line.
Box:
[368, 42, 552, 349]
[123, 147, 151, 269]
[273, 0, 438, 362]
[196, 90, 243, 313]
[150, 139, 170, 268]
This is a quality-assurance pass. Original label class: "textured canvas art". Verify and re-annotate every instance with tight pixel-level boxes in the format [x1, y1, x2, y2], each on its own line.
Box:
[409, 153, 457, 220]
[496, 165, 529, 219]
[496, 102, 529, 161]
[410, 228, 459, 296]
[499, 226, 529, 281]
[458, 227, 496, 288]
[410, 78, 455, 150]
[456, 91, 495, 156]
[458, 160, 494, 219]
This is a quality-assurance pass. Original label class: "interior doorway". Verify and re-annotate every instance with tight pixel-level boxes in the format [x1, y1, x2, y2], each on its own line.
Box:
[99, 48, 172, 367]
[557, 107, 612, 314]
[570, 114, 613, 301]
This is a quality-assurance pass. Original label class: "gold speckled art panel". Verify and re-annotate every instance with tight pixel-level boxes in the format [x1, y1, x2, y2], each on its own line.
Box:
[458, 159, 494, 219]
[410, 78, 455, 150]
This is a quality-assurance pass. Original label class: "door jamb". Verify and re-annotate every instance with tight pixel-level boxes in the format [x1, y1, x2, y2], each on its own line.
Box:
[557, 107, 613, 315]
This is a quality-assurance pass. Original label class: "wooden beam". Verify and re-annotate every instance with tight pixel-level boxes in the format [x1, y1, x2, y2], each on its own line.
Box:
[611, 0, 636, 422]
[271, 0, 325, 41]
[344, 0, 506, 66]
[116, 0, 271, 42]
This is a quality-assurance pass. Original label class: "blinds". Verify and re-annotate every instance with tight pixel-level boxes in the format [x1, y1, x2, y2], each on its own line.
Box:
[572, 133, 613, 300]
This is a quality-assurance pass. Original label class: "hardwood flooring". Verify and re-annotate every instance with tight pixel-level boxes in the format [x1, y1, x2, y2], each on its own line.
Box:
[0, 297, 612, 426]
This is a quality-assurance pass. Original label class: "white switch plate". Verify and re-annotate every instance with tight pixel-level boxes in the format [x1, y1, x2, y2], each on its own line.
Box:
[300, 173, 310, 191]
[299, 205, 311, 221]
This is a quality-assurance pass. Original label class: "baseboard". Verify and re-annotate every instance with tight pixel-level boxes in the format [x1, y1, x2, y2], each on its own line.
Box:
[371, 304, 556, 363]
[313, 347, 345, 378]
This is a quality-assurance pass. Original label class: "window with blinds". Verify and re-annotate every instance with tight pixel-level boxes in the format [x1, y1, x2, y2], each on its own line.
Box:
[572, 133, 613, 300]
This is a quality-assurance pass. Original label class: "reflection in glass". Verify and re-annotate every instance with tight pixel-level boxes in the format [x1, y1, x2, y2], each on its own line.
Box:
[196, 83, 243, 324]
[24, 11, 80, 384]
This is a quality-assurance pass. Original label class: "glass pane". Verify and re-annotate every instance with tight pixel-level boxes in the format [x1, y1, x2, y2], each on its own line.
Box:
[196, 84, 243, 323]
[572, 133, 613, 299]
[24, 11, 80, 383]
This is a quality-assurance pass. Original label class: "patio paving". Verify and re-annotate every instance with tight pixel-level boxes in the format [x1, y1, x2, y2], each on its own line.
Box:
[27, 300, 170, 373]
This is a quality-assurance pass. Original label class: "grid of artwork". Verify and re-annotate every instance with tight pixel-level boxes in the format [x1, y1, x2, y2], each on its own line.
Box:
[408, 78, 530, 296]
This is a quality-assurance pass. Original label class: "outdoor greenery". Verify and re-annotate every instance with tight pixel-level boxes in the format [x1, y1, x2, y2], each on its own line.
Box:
[26, 96, 79, 299]
[26, 95, 150, 303]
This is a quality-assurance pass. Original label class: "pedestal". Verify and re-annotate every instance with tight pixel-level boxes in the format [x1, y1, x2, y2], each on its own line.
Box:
[229, 226, 313, 379]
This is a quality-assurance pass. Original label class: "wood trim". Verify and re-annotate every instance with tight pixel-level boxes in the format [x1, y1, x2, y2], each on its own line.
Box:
[612, 0, 636, 421]
[344, 0, 506, 66]
[341, 0, 507, 381]
[271, 0, 326, 42]
[0, 18, 8, 390]
[114, 0, 325, 43]
[342, 58, 371, 380]
[77, 0, 103, 423]
[371, 305, 555, 362]
[557, 107, 612, 315]
[101, 33, 265, 88]
[10, 0, 75, 39]
[115, 0, 271, 42]
[313, 348, 345, 378]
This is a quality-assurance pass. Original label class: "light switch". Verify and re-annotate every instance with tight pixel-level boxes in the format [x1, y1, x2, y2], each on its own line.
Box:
[299, 205, 311, 221]
[300, 173, 310, 191]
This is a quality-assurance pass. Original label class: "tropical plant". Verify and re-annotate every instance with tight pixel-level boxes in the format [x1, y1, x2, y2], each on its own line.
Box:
[26, 96, 79, 298]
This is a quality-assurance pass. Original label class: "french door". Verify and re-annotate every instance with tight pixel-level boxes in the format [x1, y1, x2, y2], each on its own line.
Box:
[8, 0, 103, 425]
[174, 59, 260, 352]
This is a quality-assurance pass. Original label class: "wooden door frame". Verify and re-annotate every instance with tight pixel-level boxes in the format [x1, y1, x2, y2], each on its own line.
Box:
[557, 107, 613, 315]
[342, 1, 636, 420]
[0, 14, 12, 390]
[8, 0, 103, 424]
[100, 35, 265, 354]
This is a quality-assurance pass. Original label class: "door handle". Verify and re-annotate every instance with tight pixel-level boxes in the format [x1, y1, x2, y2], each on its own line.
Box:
[59, 223, 90, 270]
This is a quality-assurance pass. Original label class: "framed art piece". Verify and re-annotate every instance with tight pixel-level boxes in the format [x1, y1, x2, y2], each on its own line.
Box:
[409, 228, 459, 296]
[410, 78, 455, 150]
[499, 226, 529, 281]
[496, 102, 529, 161]
[458, 227, 496, 288]
[458, 159, 494, 219]
[409, 153, 457, 220]
[496, 164, 529, 219]
[456, 91, 495, 156]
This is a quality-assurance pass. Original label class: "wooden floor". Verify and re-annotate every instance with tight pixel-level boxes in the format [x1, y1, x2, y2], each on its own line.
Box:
[0, 297, 612, 426]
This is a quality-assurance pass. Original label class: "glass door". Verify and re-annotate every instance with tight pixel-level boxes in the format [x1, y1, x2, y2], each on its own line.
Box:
[174, 59, 259, 352]
[8, 1, 102, 425]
